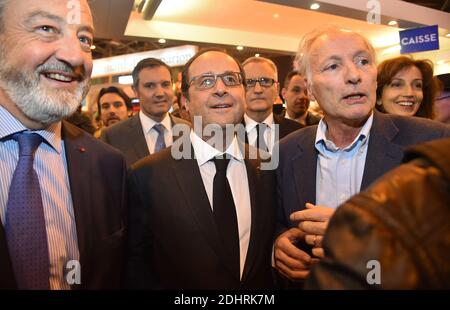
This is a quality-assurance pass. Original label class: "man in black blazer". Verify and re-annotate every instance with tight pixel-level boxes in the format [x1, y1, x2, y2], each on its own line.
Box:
[273, 26, 450, 284]
[100, 58, 190, 167]
[242, 57, 302, 153]
[127, 48, 276, 289]
[0, 0, 126, 289]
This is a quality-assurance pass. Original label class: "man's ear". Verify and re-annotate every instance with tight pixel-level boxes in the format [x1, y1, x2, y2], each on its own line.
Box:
[305, 78, 316, 102]
[182, 95, 189, 112]
[132, 85, 138, 98]
[281, 87, 287, 99]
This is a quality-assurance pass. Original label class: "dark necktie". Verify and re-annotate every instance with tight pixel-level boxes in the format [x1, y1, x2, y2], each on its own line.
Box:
[212, 157, 240, 279]
[153, 123, 166, 153]
[256, 123, 268, 152]
[5, 133, 50, 290]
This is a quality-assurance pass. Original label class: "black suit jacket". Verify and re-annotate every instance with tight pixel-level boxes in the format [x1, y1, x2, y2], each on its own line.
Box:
[242, 113, 303, 145]
[277, 111, 450, 232]
[0, 122, 127, 289]
[100, 113, 190, 167]
[126, 143, 276, 289]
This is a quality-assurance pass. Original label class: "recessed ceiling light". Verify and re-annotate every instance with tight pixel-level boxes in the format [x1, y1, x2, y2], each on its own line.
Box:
[310, 3, 320, 10]
[90, 45, 96, 50]
[237, 45, 244, 51]
[158, 38, 166, 44]
[273, 13, 279, 18]
[255, 53, 260, 57]
[446, 33, 450, 38]
[388, 20, 398, 26]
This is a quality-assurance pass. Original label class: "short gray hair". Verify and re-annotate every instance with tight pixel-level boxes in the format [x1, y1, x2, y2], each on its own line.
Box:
[242, 56, 278, 81]
[295, 25, 376, 81]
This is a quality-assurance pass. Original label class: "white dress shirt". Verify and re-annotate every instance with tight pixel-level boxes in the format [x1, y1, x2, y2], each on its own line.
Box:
[190, 130, 252, 279]
[139, 111, 173, 154]
[244, 113, 276, 154]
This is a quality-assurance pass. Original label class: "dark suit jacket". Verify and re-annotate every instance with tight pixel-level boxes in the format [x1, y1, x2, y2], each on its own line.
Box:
[0, 121, 127, 289]
[280, 111, 321, 127]
[126, 144, 276, 289]
[100, 113, 190, 167]
[242, 113, 303, 145]
[277, 111, 450, 232]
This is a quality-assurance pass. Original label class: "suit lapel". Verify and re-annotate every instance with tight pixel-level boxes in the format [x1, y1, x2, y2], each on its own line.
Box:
[129, 114, 149, 160]
[170, 150, 239, 278]
[241, 154, 261, 282]
[62, 122, 90, 289]
[361, 111, 403, 190]
[293, 131, 317, 210]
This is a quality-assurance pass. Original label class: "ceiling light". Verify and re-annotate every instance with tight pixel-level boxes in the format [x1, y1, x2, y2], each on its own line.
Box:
[310, 3, 320, 10]
[388, 20, 398, 26]
[273, 13, 279, 18]
[158, 38, 166, 44]
[255, 53, 260, 57]
[90, 45, 96, 50]
[446, 33, 450, 38]
[118, 75, 133, 85]
[236, 46, 244, 51]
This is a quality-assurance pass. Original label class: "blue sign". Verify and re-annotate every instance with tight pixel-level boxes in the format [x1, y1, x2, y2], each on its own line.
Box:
[399, 25, 439, 54]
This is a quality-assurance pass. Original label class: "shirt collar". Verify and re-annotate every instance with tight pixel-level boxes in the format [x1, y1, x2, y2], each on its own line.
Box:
[315, 112, 373, 152]
[244, 112, 275, 132]
[139, 111, 171, 133]
[0, 105, 63, 153]
[190, 130, 244, 166]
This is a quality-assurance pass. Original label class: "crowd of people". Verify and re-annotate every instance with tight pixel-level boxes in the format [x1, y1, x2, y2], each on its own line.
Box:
[0, 0, 449, 290]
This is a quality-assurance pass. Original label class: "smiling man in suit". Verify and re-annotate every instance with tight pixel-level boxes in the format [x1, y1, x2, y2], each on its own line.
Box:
[127, 48, 276, 289]
[0, 0, 126, 289]
[100, 58, 190, 167]
[274, 26, 450, 285]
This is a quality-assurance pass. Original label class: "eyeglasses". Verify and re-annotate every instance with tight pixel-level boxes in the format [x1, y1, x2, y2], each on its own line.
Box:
[246, 77, 276, 88]
[189, 72, 243, 90]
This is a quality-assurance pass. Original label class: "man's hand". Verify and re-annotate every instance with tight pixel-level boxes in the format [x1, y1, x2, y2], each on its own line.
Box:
[290, 203, 335, 259]
[274, 228, 315, 280]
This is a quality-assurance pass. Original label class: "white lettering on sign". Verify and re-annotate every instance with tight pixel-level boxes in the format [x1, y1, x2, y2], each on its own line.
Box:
[401, 33, 438, 46]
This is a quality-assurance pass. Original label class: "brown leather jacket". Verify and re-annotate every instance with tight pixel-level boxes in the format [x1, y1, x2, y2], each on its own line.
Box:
[306, 138, 450, 289]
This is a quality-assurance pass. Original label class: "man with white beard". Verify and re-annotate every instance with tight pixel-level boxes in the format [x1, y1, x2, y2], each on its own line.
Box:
[0, 0, 127, 289]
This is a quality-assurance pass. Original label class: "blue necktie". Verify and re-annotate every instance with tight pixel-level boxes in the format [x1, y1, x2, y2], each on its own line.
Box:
[5, 133, 50, 290]
[153, 124, 166, 153]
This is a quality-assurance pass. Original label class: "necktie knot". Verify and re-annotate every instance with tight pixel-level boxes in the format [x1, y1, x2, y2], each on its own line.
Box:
[153, 124, 166, 153]
[153, 123, 165, 134]
[213, 157, 230, 174]
[13, 133, 43, 157]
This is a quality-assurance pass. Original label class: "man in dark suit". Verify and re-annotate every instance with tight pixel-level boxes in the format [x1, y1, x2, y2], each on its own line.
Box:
[0, 0, 126, 289]
[281, 70, 321, 126]
[127, 48, 276, 289]
[242, 57, 302, 153]
[274, 26, 450, 283]
[100, 58, 190, 167]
